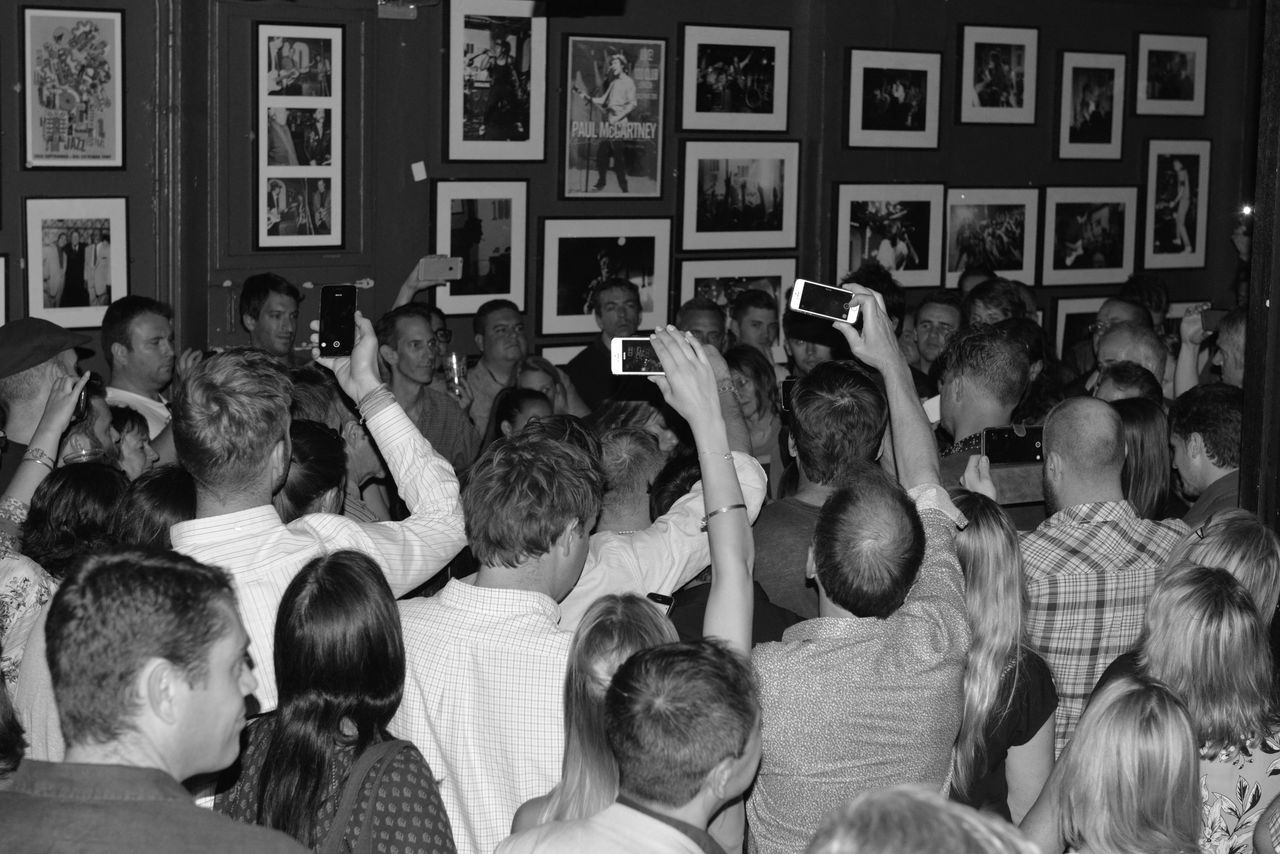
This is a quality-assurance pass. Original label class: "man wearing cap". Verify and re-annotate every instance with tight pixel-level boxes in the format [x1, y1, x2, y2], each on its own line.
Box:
[0, 318, 87, 492]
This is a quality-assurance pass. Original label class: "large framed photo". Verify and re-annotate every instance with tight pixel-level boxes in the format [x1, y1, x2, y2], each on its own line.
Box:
[680, 25, 789, 132]
[846, 49, 940, 149]
[679, 258, 792, 363]
[835, 184, 944, 287]
[1145, 139, 1210, 269]
[449, 0, 546, 161]
[1136, 34, 1207, 116]
[25, 197, 127, 328]
[1054, 296, 1106, 361]
[564, 36, 665, 199]
[23, 8, 124, 168]
[1058, 52, 1125, 160]
[258, 24, 342, 249]
[541, 218, 671, 336]
[1042, 187, 1137, 286]
[434, 180, 527, 315]
[682, 141, 799, 251]
[959, 25, 1037, 124]
[945, 188, 1039, 285]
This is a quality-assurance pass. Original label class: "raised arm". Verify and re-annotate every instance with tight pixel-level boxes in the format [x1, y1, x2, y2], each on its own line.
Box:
[1174, 301, 1211, 397]
[650, 326, 752, 655]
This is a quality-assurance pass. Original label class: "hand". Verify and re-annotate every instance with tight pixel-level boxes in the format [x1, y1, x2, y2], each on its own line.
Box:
[702, 340, 732, 385]
[834, 285, 903, 373]
[34, 372, 91, 440]
[447, 375, 474, 412]
[174, 348, 203, 382]
[961, 454, 999, 501]
[1180, 301, 1212, 346]
[313, 312, 383, 401]
[648, 326, 718, 426]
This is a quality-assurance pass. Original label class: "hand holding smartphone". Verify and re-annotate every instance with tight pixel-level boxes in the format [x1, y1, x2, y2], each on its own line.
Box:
[789, 278, 860, 325]
[611, 336, 664, 375]
[416, 254, 463, 282]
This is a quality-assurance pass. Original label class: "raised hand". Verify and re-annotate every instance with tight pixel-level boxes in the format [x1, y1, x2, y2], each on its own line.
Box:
[314, 311, 383, 402]
[36, 372, 92, 439]
[834, 285, 904, 374]
[648, 325, 719, 429]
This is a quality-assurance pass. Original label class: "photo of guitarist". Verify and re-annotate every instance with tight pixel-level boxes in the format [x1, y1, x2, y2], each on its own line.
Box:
[581, 52, 637, 192]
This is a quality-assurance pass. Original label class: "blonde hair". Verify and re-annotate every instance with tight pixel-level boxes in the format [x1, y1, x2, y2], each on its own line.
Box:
[950, 491, 1025, 798]
[1138, 561, 1277, 756]
[539, 594, 677, 823]
[1057, 676, 1200, 854]
[806, 785, 1039, 854]
[1168, 509, 1280, 626]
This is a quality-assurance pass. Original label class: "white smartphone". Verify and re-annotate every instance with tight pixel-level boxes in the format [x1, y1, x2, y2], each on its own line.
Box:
[610, 337, 664, 375]
[922, 395, 941, 424]
[789, 278, 860, 324]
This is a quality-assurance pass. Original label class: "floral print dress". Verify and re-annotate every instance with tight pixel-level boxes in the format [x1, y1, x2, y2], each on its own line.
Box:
[1199, 734, 1280, 854]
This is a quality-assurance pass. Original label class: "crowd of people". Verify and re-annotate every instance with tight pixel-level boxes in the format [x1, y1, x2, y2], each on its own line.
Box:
[0, 255, 1268, 854]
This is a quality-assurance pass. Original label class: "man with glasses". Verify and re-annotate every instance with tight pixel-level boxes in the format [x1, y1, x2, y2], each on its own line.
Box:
[1063, 297, 1150, 392]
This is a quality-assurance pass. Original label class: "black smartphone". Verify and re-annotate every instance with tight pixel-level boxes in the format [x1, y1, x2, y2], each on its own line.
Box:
[646, 592, 675, 616]
[318, 285, 358, 358]
[981, 425, 1045, 465]
[1201, 309, 1228, 333]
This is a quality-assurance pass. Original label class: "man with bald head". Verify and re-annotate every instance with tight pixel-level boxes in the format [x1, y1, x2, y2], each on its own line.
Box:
[1019, 397, 1188, 755]
[1070, 318, 1168, 399]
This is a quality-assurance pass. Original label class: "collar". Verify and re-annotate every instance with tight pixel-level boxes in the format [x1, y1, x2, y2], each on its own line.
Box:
[1195, 469, 1240, 503]
[170, 505, 284, 547]
[615, 796, 726, 854]
[439, 577, 561, 622]
[939, 432, 982, 457]
[10, 760, 189, 803]
[1040, 500, 1138, 529]
[781, 616, 887, 643]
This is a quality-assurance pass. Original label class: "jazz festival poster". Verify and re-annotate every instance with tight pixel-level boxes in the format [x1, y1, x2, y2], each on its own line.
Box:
[564, 36, 665, 199]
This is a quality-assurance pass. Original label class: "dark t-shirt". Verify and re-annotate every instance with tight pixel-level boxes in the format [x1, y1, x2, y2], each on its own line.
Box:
[951, 649, 1058, 819]
[751, 497, 822, 619]
[669, 579, 802, 646]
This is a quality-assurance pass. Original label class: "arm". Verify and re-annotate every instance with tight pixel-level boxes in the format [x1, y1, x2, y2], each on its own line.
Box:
[1255, 794, 1280, 854]
[1018, 762, 1066, 854]
[392, 263, 446, 310]
[1005, 712, 1056, 824]
[704, 344, 752, 456]
[1174, 302, 1211, 397]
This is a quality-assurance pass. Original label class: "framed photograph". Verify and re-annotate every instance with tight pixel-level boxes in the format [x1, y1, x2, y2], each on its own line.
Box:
[835, 184, 944, 287]
[541, 218, 671, 336]
[258, 24, 342, 249]
[25, 197, 127, 328]
[1054, 296, 1106, 361]
[680, 25, 789, 132]
[682, 141, 799, 251]
[434, 180, 527, 315]
[1144, 139, 1210, 269]
[846, 49, 940, 149]
[1042, 187, 1137, 285]
[959, 25, 1037, 124]
[24, 8, 124, 168]
[1058, 52, 1125, 160]
[449, 0, 547, 161]
[564, 36, 665, 198]
[679, 258, 792, 362]
[945, 188, 1039, 286]
[1136, 34, 1207, 116]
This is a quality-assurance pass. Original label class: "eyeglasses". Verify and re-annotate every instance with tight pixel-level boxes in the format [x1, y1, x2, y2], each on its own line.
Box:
[434, 328, 453, 344]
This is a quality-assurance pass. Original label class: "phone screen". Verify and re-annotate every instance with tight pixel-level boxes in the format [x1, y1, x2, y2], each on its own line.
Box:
[795, 280, 856, 323]
[617, 338, 664, 374]
[319, 285, 358, 357]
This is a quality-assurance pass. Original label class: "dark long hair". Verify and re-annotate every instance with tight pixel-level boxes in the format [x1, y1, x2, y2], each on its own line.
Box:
[252, 550, 406, 846]
[21, 463, 127, 578]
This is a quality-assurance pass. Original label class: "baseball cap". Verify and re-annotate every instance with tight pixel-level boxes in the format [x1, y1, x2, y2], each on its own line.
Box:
[0, 317, 91, 380]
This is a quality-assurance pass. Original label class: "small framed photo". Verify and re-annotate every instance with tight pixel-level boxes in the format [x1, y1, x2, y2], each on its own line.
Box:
[1144, 139, 1210, 269]
[434, 180, 527, 315]
[449, 0, 547, 161]
[835, 184, 944, 287]
[1058, 52, 1125, 160]
[681, 140, 799, 251]
[1136, 34, 1207, 116]
[25, 197, 128, 328]
[24, 8, 124, 168]
[945, 188, 1039, 285]
[258, 24, 342, 249]
[1054, 296, 1106, 361]
[1042, 187, 1137, 286]
[846, 49, 940, 149]
[679, 258, 794, 362]
[680, 25, 790, 132]
[959, 25, 1038, 124]
[541, 218, 671, 336]
[564, 36, 666, 199]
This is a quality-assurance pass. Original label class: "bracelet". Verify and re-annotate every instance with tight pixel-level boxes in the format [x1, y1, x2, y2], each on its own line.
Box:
[702, 503, 747, 526]
[21, 448, 55, 471]
[699, 450, 733, 462]
[716, 379, 736, 395]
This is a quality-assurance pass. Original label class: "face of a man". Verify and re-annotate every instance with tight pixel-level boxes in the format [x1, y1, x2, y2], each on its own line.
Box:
[609, 57, 624, 77]
[786, 338, 832, 379]
[595, 286, 641, 342]
[385, 316, 437, 386]
[177, 606, 256, 778]
[480, 308, 527, 364]
[1092, 300, 1146, 352]
[122, 312, 176, 393]
[915, 303, 961, 364]
[680, 309, 726, 352]
[246, 292, 298, 357]
[1169, 433, 1200, 497]
[733, 307, 779, 354]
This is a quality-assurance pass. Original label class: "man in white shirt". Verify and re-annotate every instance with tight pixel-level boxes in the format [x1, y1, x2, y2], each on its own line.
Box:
[101, 296, 181, 441]
[391, 430, 604, 854]
[169, 313, 465, 714]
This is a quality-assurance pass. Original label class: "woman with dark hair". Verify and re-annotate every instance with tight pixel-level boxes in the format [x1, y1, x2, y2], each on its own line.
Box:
[724, 344, 781, 488]
[109, 405, 159, 480]
[273, 420, 347, 524]
[218, 549, 455, 853]
[109, 464, 196, 550]
[1109, 397, 1174, 520]
[20, 463, 127, 581]
[481, 387, 552, 449]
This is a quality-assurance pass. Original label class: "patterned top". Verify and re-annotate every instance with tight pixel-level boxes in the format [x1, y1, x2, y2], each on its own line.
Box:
[0, 554, 54, 688]
[1020, 501, 1187, 755]
[218, 718, 456, 854]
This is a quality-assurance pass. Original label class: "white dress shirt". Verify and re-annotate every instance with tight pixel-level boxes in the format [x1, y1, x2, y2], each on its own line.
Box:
[104, 386, 170, 440]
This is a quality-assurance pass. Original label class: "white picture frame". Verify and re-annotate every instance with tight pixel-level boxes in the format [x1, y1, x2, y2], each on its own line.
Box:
[945, 188, 1039, 285]
[1135, 33, 1207, 116]
[1058, 52, 1125, 160]
[959, 25, 1038, 124]
[1042, 186, 1137, 286]
[679, 258, 794, 363]
[680, 25, 790, 132]
[682, 140, 799, 251]
[25, 196, 128, 328]
[434, 180, 527, 315]
[835, 183, 944, 287]
[846, 49, 941, 149]
[1144, 139, 1211, 270]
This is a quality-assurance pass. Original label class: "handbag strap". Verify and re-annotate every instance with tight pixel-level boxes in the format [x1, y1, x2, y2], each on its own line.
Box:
[319, 737, 412, 854]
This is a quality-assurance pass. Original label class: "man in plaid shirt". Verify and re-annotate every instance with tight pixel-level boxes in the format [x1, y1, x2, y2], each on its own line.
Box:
[1018, 396, 1187, 755]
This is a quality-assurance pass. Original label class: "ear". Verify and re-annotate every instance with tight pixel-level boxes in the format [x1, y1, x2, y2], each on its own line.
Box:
[500, 420, 514, 438]
[1045, 449, 1063, 483]
[787, 433, 798, 459]
[948, 374, 965, 402]
[729, 317, 741, 338]
[269, 433, 291, 488]
[804, 546, 817, 580]
[705, 754, 738, 801]
[474, 332, 486, 352]
[555, 520, 581, 557]
[142, 658, 180, 726]
[1212, 349, 1224, 367]
[1186, 432, 1206, 462]
[242, 313, 257, 333]
[111, 341, 130, 368]
[378, 343, 398, 368]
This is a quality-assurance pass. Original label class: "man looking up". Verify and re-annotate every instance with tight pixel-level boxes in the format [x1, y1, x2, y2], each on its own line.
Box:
[675, 296, 727, 352]
[0, 548, 303, 852]
[0, 317, 86, 491]
[729, 288, 780, 362]
[567, 279, 643, 409]
[239, 272, 302, 362]
[935, 326, 1030, 457]
[1169, 383, 1243, 528]
[468, 298, 528, 430]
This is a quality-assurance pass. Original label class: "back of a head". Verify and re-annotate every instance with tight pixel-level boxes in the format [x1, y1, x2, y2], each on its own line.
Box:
[1110, 396, 1171, 520]
[274, 419, 346, 523]
[173, 348, 293, 496]
[676, 296, 726, 326]
[994, 316, 1048, 366]
[519, 413, 603, 463]
[812, 464, 925, 619]
[464, 432, 604, 568]
[1218, 307, 1247, 351]
[239, 272, 300, 326]
[1057, 676, 1199, 854]
[649, 448, 702, 519]
[952, 490, 1024, 624]
[101, 296, 172, 370]
[791, 361, 888, 485]
[1044, 397, 1125, 483]
[1171, 509, 1280, 620]
[46, 548, 236, 750]
[1098, 321, 1168, 379]
[599, 427, 663, 497]
[937, 326, 1030, 409]
[805, 785, 1039, 854]
[1097, 361, 1164, 406]
[963, 278, 1026, 325]
[730, 287, 778, 321]
[1168, 383, 1243, 471]
[111, 464, 197, 550]
[484, 387, 552, 448]
[605, 639, 759, 808]
[22, 462, 128, 579]
[289, 363, 352, 429]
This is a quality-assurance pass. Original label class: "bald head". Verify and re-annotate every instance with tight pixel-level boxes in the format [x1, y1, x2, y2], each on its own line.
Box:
[1045, 397, 1125, 482]
[1092, 298, 1150, 352]
[1096, 321, 1168, 381]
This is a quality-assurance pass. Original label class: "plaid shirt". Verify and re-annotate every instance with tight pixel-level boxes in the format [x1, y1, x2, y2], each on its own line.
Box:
[1020, 501, 1188, 755]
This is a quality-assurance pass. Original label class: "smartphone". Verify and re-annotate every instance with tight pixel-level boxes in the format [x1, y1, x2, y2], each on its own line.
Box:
[318, 285, 358, 358]
[922, 395, 941, 424]
[789, 279, 860, 324]
[610, 337, 664, 375]
[416, 254, 463, 281]
[981, 425, 1045, 465]
[780, 378, 798, 413]
[1200, 309, 1228, 333]
[646, 592, 675, 616]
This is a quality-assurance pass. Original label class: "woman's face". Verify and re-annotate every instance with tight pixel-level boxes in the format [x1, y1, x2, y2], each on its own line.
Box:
[117, 426, 158, 480]
[731, 370, 760, 420]
[517, 369, 558, 407]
